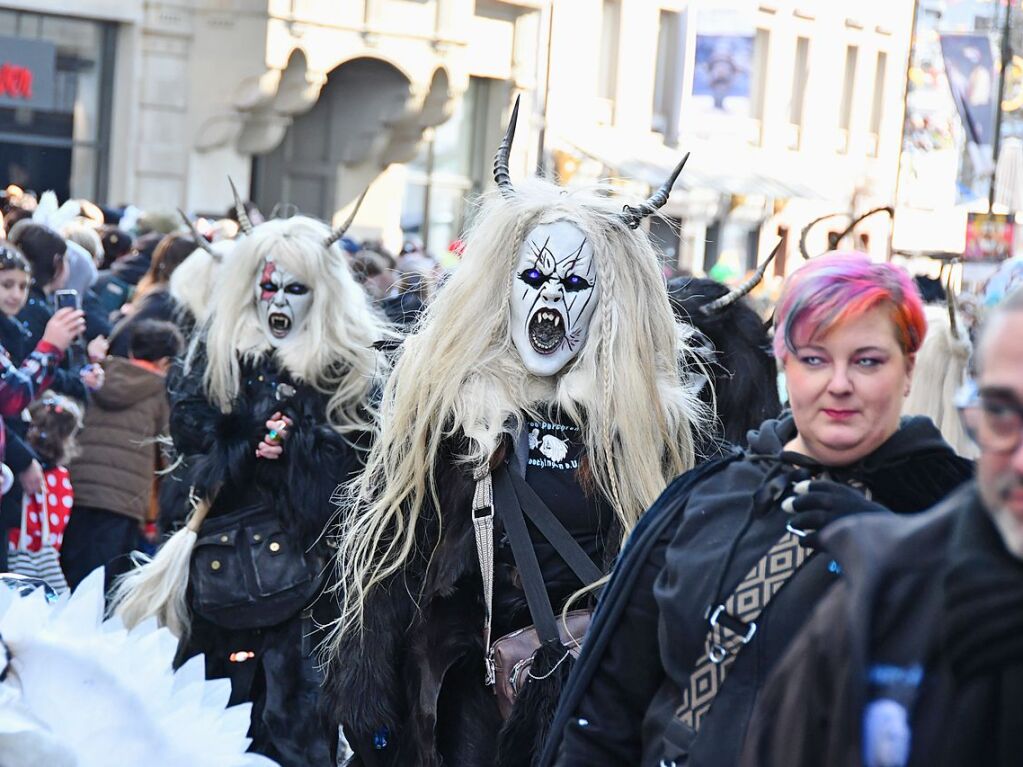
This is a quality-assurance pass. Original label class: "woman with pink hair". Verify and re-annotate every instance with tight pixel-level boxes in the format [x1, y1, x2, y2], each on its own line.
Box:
[542, 252, 974, 767]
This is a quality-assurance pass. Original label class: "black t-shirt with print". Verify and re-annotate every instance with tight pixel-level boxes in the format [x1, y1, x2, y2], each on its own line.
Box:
[494, 408, 614, 633]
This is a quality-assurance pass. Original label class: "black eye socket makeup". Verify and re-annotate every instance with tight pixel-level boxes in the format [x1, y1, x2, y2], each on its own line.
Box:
[561, 274, 591, 292]
[519, 268, 548, 288]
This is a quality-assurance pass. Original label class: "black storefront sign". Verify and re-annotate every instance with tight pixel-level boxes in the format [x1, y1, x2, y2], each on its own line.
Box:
[0, 35, 56, 111]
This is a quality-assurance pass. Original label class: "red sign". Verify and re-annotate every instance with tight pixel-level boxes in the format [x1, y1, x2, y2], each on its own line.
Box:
[0, 62, 33, 100]
[965, 212, 1014, 261]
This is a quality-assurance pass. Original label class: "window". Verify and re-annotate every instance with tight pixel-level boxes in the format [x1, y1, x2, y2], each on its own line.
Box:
[401, 77, 501, 256]
[652, 10, 682, 140]
[598, 0, 621, 104]
[790, 36, 809, 127]
[869, 50, 887, 153]
[839, 44, 858, 134]
[0, 10, 115, 201]
[750, 28, 770, 126]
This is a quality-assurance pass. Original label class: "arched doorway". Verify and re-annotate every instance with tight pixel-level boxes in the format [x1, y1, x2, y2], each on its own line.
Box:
[251, 57, 411, 220]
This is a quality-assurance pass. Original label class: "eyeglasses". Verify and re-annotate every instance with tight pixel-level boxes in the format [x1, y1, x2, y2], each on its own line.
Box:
[956, 380, 1023, 454]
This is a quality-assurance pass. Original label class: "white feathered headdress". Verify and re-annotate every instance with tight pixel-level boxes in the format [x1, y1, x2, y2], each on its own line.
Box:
[30, 191, 81, 232]
[0, 571, 278, 767]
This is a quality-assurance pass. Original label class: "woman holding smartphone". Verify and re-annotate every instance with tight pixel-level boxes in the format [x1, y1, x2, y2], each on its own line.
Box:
[5, 221, 104, 398]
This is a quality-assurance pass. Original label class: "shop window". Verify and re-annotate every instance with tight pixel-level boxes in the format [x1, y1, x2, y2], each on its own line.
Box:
[0, 10, 114, 201]
[402, 77, 502, 257]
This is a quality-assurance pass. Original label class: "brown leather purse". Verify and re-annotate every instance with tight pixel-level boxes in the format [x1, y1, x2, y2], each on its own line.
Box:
[472, 466, 603, 718]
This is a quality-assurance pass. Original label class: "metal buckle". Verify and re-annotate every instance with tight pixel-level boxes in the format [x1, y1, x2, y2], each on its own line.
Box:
[708, 642, 729, 664]
[708, 604, 758, 644]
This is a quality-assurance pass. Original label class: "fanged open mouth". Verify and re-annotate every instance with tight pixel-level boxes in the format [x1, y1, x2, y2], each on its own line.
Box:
[268, 313, 292, 338]
[528, 308, 566, 354]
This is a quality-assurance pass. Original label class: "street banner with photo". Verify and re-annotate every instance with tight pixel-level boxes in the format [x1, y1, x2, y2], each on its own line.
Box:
[686, 0, 757, 135]
[964, 212, 1014, 261]
[939, 33, 997, 179]
[692, 34, 753, 116]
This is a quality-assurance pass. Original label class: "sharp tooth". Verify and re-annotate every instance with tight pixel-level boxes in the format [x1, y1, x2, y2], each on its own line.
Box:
[554, 315, 560, 327]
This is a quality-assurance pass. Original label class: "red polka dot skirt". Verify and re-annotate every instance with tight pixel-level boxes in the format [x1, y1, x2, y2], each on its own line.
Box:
[8, 467, 74, 552]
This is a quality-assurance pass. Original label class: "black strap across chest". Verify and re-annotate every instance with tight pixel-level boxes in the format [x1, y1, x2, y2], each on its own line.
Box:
[492, 466, 603, 645]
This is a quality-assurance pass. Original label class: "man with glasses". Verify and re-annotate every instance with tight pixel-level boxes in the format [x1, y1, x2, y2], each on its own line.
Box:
[740, 289, 1023, 767]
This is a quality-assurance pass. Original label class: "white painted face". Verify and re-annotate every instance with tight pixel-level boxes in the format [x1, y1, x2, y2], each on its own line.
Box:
[254, 260, 313, 347]
[509, 220, 600, 377]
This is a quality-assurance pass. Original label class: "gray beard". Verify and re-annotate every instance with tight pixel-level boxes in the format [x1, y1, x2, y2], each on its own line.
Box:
[989, 504, 1023, 561]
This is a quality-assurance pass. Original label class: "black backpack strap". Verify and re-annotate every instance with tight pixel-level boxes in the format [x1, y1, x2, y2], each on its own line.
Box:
[674, 529, 810, 732]
[507, 470, 603, 586]
[493, 466, 560, 644]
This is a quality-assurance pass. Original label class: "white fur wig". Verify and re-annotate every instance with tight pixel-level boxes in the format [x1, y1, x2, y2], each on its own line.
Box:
[902, 303, 977, 458]
[168, 239, 236, 325]
[189, 215, 390, 434]
[0, 571, 277, 767]
[331, 176, 709, 636]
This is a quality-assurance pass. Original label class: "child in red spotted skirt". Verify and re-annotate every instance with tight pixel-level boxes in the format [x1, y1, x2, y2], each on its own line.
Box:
[7, 393, 82, 552]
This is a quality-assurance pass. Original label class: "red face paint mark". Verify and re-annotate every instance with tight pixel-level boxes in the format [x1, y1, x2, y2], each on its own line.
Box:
[259, 262, 277, 301]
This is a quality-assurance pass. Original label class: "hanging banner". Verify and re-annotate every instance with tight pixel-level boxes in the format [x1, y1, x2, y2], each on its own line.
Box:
[964, 211, 1014, 261]
[685, 0, 757, 137]
[939, 33, 997, 177]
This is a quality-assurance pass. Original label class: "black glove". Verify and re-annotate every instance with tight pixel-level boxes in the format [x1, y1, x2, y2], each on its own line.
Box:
[783, 479, 887, 548]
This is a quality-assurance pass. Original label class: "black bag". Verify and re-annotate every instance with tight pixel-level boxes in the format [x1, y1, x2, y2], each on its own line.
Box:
[189, 503, 326, 630]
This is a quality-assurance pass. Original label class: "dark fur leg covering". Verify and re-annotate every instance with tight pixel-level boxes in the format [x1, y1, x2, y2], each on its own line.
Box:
[495, 640, 576, 767]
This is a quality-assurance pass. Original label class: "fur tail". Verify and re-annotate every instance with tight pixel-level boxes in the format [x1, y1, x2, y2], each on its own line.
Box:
[495, 639, 576, 767]
[109, 495, 212, 638]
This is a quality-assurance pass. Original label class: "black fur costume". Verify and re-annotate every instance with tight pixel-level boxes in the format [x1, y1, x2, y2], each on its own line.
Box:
[168, 341, 370, 767]
[667, 276, 781, 447]
[323, 433, 616, 767]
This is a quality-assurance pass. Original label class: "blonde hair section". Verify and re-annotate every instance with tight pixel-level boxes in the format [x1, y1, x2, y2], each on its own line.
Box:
[327, 177, 708, 648]
[187, 215, 389, 434]
[169, 240, 235, 325]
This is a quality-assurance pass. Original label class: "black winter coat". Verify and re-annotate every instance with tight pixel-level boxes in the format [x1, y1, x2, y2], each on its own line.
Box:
[107, 287, 182, 358]
[741, 482, 1023, 767]
[546, 415, 973, 767]
[168, 344, 370, 767]
[9, 293, 90, 402]
[323, 432, 616, 767]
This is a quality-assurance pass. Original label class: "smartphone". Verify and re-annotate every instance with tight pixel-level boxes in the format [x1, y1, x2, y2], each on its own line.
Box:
[54, 289, 80, 312]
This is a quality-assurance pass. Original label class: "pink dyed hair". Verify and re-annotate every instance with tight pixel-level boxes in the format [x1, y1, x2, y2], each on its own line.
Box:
[773, 251, 926, 359]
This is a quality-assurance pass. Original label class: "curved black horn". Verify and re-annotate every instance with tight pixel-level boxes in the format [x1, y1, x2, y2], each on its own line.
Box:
[831, 206, 894, 248]
[799, 206, 895, 259]
[493, 95, 520, 197]
[177, 209, 220, 262]
[618, 152, 690, 229]
[325, 187, 370, 249]
[946, 263, 960, 340]
[701, 239, 782, 315]
[798, 211, 848, 259]
[228, 177, 254, 235]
